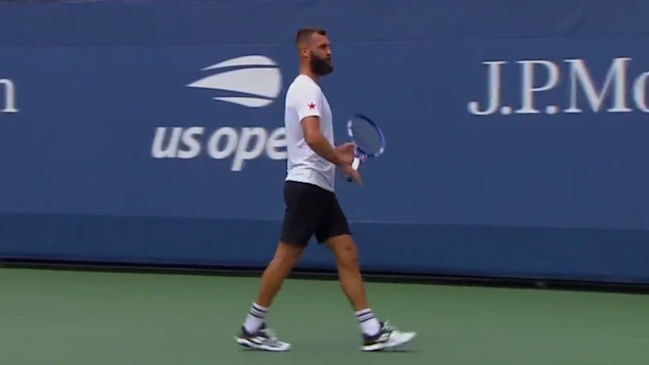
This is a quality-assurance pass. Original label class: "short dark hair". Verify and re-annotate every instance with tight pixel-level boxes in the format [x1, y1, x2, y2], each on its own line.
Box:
[295, 27, 326, 45]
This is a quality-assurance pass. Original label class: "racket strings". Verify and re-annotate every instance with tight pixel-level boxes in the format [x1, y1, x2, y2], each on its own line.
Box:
[351, 120, 383, 155]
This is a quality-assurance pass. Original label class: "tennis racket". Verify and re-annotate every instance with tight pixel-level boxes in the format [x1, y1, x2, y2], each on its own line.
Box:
[345, 113, 386, 181]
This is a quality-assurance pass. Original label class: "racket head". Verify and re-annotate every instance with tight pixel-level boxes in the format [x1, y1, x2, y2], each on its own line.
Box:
[346, 113, 385, 158]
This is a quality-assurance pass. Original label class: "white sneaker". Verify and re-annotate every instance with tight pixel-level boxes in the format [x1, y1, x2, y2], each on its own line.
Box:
[361, 321, 416, 351]
[235, 324, 291, 352]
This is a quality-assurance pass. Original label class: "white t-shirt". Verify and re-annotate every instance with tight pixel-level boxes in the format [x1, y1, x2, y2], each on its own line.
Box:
[284, 74, 335, 192]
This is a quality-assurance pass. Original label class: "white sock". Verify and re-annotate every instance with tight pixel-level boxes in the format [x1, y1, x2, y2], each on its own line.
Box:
[355, 308, 381, 336]
[243, 302, 268, 334]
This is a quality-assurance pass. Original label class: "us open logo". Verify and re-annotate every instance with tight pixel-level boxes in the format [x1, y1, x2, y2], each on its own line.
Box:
[151, 55, 287, 170]
[186, 55, 282, 108]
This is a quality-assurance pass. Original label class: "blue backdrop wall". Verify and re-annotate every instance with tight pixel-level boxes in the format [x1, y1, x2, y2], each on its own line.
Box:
[1, 0, 649, 284]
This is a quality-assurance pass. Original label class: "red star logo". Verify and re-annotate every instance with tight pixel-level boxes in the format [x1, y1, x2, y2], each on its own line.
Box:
[308, 102, 316, 110]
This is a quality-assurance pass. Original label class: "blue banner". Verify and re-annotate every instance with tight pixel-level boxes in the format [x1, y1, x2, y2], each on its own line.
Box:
[1, 0, 649, 284]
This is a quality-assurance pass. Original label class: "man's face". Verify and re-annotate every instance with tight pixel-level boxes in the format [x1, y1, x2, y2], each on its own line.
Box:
[307, 33, 333, 76]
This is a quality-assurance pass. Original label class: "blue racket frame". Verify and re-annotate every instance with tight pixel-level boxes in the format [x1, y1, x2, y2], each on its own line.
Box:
[346, 113, 386, 171]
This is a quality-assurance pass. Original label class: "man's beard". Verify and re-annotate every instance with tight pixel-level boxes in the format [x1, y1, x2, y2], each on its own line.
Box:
[310, 54, 334, 76]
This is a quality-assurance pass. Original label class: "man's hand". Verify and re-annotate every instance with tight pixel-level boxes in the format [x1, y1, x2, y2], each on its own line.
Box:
[334, 142, 356, 165]
[340, 162, 362, 186]
[301, 117, 362, 185]
[335, 142, 362, 186]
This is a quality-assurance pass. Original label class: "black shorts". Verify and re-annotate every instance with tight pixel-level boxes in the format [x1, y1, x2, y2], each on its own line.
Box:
[279, 180, 351, 246]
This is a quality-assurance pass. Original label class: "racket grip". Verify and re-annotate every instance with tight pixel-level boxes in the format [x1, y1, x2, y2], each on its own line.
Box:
[345, 157, 361, 182]
[351, 157, 360, 170]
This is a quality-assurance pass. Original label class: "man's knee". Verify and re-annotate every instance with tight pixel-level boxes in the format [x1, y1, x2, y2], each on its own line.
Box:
[339, 240, 358, 259]
[343, 246, 359, 266]
[273, 241, 305, 267]
[327, 235, 359, 267]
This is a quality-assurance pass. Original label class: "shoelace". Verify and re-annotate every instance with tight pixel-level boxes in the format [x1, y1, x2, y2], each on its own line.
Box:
[259, 328, 283, 346]
[382, 321, 396, 332]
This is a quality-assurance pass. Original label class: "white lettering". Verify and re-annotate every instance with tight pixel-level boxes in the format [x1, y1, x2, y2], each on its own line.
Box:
[468, 61, 506, 115]
[152, 127, 182, 158]
[516, 60, 559, 114]
[153, 126, 287, 169]
[177, 127, 204, 159]
[207, 127, 238, 159]
[633, 72, 649, 112]
[232, 127, 267, 171]
[565, 58, 632, 113]
[266, 127, 287, 160]
[0, 79, 18, 113]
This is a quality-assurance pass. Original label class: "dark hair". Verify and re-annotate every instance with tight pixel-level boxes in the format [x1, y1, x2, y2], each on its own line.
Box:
[295, 27, 326, 45]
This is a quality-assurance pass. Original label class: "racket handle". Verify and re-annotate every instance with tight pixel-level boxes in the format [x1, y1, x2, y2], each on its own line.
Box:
[352, 157, 360, 170]
[345, 157, 361, 182]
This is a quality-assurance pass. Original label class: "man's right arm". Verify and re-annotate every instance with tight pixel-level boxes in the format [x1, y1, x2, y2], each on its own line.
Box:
[291, 83, 361, 184]
[301, 116, 347, 166]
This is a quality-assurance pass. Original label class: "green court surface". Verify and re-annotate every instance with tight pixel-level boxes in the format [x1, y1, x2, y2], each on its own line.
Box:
[1, 267, 648, 365]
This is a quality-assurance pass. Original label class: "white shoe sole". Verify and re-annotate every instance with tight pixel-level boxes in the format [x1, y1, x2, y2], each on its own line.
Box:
[361, 332, 417, 351]
[235, 337, 291, 352]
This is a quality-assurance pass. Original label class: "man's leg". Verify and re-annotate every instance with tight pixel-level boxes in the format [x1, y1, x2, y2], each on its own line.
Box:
[235, 241, 304, 351]
[325, 234, 368, 311]
[325, 234, 381, 336]
[255, 241, 305, 307]
[325, 233, 417, 351]
[236, 181, 317, 351]
[242, 241, 304, 333]
[318, 195, 377, 331]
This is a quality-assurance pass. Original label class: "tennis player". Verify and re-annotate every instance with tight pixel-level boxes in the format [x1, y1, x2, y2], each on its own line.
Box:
[235, 27, 416, 352]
